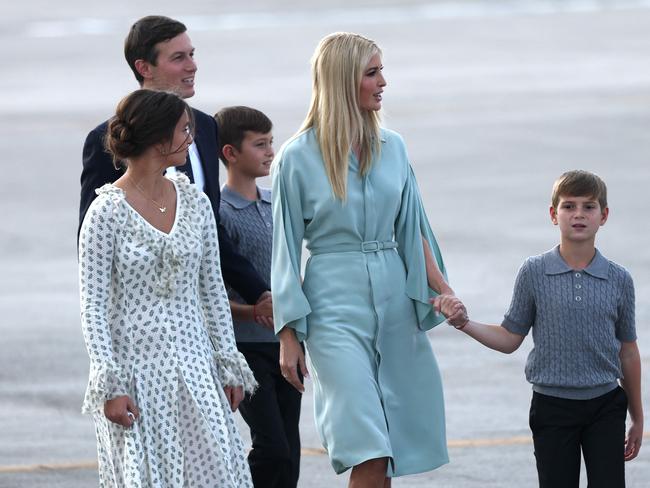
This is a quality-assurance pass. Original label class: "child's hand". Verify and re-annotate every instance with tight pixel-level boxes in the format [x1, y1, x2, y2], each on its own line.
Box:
[432, 294, 468, 329]
[624, 420, 644, 461]
[104, 395, 139, 427]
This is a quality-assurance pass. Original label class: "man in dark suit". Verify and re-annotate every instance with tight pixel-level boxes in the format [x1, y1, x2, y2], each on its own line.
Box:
[79, 15, 271, 310]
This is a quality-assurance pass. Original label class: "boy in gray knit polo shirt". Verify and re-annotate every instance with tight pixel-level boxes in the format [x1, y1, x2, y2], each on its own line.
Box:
[435, 170, 643, 488]
[215, 106, 302, 488]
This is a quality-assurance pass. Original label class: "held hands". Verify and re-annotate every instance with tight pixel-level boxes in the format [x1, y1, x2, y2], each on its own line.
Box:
[223, 385, 245, 412]
[432, 294, 469, 330]
[279, 328, 308, 393]
[254, 291, 274, 330]
[104, 395, 139, 427]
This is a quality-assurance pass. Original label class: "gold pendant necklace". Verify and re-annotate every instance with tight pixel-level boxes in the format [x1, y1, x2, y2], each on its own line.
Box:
[129, 176, 167, 213]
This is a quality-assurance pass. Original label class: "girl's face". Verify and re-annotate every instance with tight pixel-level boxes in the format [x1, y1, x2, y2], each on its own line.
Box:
[359, 53, 386, 112]
[164, 110, 193, 166]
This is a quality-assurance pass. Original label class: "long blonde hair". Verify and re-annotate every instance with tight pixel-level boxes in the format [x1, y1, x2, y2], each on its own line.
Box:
[298, 32, 382, 200]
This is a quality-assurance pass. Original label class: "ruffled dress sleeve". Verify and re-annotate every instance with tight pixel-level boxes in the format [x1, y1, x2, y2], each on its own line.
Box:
[270, 151, 312, 341]
[395, 164, 448, 331]
[196, 192, 257, 394]
[78, 186, 132, 414]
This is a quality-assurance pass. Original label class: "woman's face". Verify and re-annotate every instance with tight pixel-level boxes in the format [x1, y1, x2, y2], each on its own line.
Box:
[358, 53, 386, 112]
[165, 110, 193, 166]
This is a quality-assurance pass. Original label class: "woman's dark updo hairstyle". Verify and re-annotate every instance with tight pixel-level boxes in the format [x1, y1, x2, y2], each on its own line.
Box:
[105, 89, 192, 169]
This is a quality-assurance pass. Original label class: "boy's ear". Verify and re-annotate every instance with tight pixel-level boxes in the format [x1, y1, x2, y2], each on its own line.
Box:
[222, 144, 238, 165]
[549, 205, 558, 225]
[600, 207, 609, 226]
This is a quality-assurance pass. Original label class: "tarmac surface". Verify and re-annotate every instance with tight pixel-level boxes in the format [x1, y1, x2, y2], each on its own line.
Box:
[1, 1, 649, 487]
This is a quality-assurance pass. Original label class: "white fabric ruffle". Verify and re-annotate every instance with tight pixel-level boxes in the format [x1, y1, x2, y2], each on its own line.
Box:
[212, 350, 258, 395]
[82, 361, 131, 414]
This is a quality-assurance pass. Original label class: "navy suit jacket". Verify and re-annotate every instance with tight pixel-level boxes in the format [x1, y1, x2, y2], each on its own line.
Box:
[79, 107, 268, 304]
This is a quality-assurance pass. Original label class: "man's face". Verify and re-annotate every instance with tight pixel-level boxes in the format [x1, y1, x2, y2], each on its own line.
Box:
[140, 32, 197, 99]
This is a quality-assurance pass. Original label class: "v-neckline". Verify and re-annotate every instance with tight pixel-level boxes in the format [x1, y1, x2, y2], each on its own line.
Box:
[121, 178, 180, 236]
[349, 150, 360, 173]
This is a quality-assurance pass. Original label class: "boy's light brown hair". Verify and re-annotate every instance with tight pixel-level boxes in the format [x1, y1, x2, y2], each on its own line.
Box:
[551, 170, 608, 210]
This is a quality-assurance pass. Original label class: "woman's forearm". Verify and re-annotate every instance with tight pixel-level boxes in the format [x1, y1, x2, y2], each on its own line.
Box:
[422, 235, 453, 294]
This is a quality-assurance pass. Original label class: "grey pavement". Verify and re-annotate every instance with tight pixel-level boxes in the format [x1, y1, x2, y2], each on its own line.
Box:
[1, 1, 649, 487]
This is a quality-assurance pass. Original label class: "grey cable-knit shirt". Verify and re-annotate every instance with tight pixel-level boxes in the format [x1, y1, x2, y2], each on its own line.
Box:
[220, 185, 277, 343]
[502, 246, 636, 400]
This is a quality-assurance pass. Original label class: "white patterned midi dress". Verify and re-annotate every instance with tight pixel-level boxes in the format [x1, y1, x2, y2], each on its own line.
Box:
[78, 174, 256, 488]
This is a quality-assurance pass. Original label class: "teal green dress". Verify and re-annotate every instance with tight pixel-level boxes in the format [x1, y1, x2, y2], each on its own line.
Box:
[271, 128, 449, 476]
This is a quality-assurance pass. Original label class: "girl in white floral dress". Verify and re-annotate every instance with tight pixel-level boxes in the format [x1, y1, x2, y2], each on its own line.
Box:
[78, 89, 256, 488]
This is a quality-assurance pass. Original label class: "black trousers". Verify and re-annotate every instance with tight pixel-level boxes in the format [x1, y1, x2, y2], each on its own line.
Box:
[529, 386, 628, 488]
[237, 342, 302, 488]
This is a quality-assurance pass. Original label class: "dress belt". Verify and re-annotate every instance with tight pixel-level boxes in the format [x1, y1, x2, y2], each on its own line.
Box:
[309, 240, 398, 256]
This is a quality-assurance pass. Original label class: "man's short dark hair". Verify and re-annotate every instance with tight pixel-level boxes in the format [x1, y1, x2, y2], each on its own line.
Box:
[124, 16, 187, 85]
[214, 106, 273, 166]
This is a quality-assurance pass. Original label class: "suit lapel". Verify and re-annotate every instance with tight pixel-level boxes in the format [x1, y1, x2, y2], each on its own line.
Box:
[191, 108, 220, 203]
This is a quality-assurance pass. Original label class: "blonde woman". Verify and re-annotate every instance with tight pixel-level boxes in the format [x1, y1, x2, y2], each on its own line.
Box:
[271, 33, 459, 487]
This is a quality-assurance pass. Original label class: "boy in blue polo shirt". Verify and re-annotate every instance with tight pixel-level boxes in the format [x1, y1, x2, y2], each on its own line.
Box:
[215, 106, 302, 488]
[436, 170, 643, 488]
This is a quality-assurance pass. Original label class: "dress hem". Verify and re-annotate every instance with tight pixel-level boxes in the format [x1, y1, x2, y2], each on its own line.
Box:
[391, 456, 449, 478]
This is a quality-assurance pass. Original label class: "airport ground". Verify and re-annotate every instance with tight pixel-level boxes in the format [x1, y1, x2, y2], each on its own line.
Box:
[1, 1, 649, 486]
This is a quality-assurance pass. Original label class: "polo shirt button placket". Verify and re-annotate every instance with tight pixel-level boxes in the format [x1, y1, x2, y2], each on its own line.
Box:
[573, 272, 583, 307]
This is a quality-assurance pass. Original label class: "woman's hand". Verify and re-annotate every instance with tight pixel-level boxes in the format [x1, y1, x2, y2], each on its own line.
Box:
[223, 385, 245, 412]
[104, 395, 139, 427]
[279, 328, 308, 393]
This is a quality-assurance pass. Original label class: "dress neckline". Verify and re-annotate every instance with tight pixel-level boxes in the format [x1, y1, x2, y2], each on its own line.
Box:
[115, 177, 181, 237]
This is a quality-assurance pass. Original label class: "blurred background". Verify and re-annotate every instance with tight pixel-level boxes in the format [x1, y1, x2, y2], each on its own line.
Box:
[1, 0, 649, 486]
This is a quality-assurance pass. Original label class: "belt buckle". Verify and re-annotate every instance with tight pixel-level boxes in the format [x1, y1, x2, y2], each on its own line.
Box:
[361, 240, 380, 252]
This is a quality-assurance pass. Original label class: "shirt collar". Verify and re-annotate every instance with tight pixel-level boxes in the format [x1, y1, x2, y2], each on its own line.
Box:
[258, 187, 271, 203]
[221, 185, 270, 209]
[544, 245, 609, 279]
[584, 248, 609, 279]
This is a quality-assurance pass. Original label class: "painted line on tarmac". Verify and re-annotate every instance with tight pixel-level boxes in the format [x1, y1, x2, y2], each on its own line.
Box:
[449, 436, 532, 448]
[2, 432, 647, 473]
[0, 461, 98, 473]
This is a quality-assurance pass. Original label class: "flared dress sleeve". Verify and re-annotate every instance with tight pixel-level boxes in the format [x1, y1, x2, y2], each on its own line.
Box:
[271, 155, 312, 341]
[197, 194, 257, 394]
[78, 190, 131, 414]
[395, 164, 448, 331]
